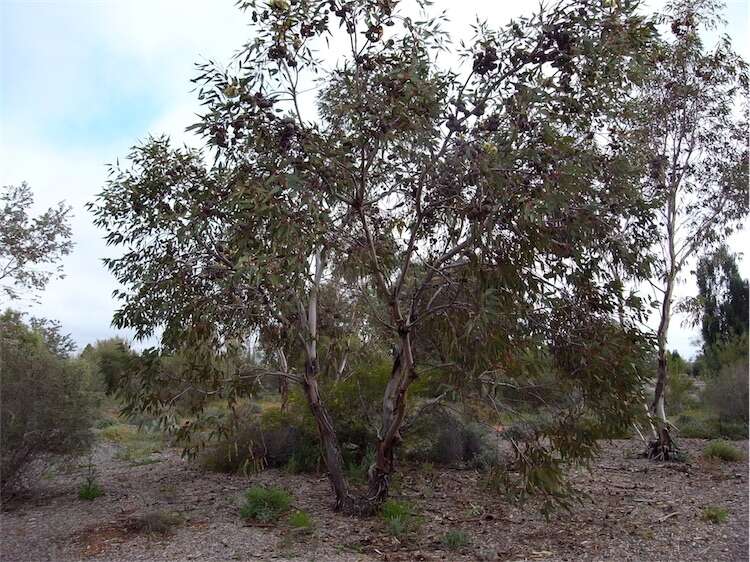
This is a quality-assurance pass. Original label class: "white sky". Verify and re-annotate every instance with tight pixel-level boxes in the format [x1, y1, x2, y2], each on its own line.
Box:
[0, 0, 747, 358]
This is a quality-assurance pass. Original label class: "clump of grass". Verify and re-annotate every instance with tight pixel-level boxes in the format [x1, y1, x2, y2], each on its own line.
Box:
[99, 423, 137, 442]
[702, 506, 728, 524]
[380, 499, 419, 538]
[78, 457, 103, 500]
[442, 530, 470, 550]
[78, 480, 103, 500]
[102, 423, 164, 465]
[288, 510, 313, 533]
[130, 511, 183, 534]
[703, 440, 743, 462]
[240, 486, 293, 522]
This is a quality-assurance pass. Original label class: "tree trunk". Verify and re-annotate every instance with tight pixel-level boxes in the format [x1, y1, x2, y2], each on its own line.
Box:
[648, 276, 679, 460]
[301, 357, 354, 510]
[363, 333, 416, 511]
[278, 349, 289, 414]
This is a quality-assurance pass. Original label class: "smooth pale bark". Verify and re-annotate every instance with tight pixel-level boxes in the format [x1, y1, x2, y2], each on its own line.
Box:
[278, 349, 289, 413]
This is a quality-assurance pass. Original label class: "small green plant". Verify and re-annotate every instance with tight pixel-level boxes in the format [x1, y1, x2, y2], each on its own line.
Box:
[288, 510, 313, 533]
[380, 499, 419, 537]
[78, 457, 103, 500]
[240, 485, 293, 522]
[702, 506, 728, 524]
[442, 530, 470, 550]
[703, 440, 743, 462]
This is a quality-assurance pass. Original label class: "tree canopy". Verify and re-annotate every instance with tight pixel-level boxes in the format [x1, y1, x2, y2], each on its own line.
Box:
[90, 0, 676, 512]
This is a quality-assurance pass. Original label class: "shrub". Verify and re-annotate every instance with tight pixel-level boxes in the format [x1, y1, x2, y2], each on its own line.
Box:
[442, 530, 470, 550]
[1, 311, 95, 500]
[198, 407, 319, 474]
[78, 480, 104, 500]
[240, 486, 293, 522]
[702, 506, 728, 524]
[78, 458, 103, 500]
[288, 510, 313, 532]
[380, 499, 419, 537]
[80, 338, 137, 395]
[402, 408, 494, 466]
[702, 440, 743, 462]
[704, 359, 749, 427]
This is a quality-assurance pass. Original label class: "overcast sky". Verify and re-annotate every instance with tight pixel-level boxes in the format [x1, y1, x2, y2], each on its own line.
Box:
[1, 0, 748, 357]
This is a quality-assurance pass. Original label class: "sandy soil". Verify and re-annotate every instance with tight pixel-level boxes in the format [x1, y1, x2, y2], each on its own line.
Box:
[1, 438, 747, 562]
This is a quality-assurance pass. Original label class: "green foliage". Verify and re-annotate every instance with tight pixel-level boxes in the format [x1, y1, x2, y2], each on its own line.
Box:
[78, 456, 103, 500]
[0, 182, 73, 301]
[78, 481, 104, 501]
[380, 500, 420, 537]
[442, 530, 470, 550]
[288, 510, 313, 532]
[100, 422, 164, 465]
[695, 245, 748, 351]
[702, 440, 743, 462]
[199, 406, 319, 474]
[701, 506, 728, 524]
[1, 311, 95, 500]
[90, 0, 669, 514]
[240, 486, 293, 522]
[80, 338, 137, 395]
[703, 358, 749, 425]
[402, 408, 495, 467]
[666, 368, 696, 415]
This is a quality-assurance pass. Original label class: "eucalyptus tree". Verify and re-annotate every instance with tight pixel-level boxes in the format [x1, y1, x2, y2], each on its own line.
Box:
[0, 183, 73, 302]
[635, 0, 748, 459]
[92, 0, 658, 512]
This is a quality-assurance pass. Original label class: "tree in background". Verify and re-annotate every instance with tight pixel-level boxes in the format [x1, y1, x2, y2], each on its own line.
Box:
[92, 0, 658, 513]
[694, 244, 748, 351]
[0, 183, 73, 302]
[635, 0, 748, 459]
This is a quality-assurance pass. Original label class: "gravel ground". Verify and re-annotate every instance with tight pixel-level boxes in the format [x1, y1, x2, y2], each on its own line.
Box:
[1, 438, 747, 562]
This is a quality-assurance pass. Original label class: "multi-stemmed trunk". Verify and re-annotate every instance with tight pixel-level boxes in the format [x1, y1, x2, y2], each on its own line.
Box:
[300, 330, 415, 514]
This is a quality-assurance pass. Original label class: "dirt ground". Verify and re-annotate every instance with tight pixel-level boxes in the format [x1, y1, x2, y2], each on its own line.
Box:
[1, 438, 747, 562]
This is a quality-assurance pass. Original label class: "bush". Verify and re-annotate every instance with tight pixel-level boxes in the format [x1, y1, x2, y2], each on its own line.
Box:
[78, 480, 104, 500]
[288, 510, 313, 532]
[198, 407, 319, 474]
[402, 408, 494, 466]
[702, 440, 743, 462]
[240, 486, 293, 522]
[1, 311, 95, 500]
[78, 458, 103, 500]
[702, 506, 728, 524]
[442, 530, 470, 550]
[704, 359, 749, 426]
[677, 410, 748, 440]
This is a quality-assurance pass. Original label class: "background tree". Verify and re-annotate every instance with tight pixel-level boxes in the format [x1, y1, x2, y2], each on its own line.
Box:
[636, 0, 748, 459]
[693, 244, 748, 351]
[92, 0, 658, 513]
[0, 183, 73, 302]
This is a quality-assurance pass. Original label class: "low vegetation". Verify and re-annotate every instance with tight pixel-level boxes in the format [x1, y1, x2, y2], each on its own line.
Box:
[0, 311, 95, 500]
[442, 530, 470, 550]
[702, 440, 744, 462]
[239, 486, 293, 523]
[287, 510, 313, 533]
[380, 499, 420, 538]
[701, 506, 729, 524]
